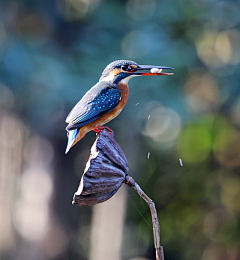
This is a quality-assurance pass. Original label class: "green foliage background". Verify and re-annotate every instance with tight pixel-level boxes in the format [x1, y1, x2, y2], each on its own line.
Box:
[0, 0, 239, 259]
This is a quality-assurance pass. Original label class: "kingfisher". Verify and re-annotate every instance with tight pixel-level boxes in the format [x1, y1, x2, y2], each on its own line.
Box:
[65, 60, 173, 153]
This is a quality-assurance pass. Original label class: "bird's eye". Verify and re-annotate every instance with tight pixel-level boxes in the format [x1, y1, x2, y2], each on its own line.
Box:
[121, 65, 132, 71]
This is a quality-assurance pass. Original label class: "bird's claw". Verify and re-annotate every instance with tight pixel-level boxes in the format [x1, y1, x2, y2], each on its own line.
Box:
[93, 126, 113, 135]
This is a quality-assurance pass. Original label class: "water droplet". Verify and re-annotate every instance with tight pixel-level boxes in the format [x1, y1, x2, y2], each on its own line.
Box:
[179, 158, 183, 166]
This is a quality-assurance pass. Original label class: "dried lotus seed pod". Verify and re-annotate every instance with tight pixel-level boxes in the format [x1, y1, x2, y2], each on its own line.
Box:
[72, 128, 129, 206]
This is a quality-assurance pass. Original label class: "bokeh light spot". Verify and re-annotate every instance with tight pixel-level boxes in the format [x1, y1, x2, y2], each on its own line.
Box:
[184, 73, 219, 113]
[213, 128, 240, 169]
[14, 166, 53, 241]
[142, 106, 181, 144]
[56, 0, 101, 21]
[196, 28, 240, 74]
[196, 30, 222, 69]
[215, 30, 240, 65]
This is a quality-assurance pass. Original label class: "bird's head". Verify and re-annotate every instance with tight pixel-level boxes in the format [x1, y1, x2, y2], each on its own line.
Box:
[99, 60, 174, 85]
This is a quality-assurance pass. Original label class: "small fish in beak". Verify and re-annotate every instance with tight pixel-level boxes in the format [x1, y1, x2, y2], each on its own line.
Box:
[150, 68, 163, 74]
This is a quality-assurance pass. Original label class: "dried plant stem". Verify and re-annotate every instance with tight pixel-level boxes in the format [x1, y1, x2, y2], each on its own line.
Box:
[124, 175, 164, 260]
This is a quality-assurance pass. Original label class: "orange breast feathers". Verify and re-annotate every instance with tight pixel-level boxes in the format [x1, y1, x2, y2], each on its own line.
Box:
[101, 82, 129, 123]
[72, 83, 129, 146]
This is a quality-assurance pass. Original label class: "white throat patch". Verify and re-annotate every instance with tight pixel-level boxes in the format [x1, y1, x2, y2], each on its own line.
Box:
[119, 74, 141, 84]
[100, 74, 115, 82]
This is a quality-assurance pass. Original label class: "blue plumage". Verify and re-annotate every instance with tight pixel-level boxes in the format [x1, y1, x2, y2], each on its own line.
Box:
[65, 129, 79, 154]
[66, 81, 121, 131]
[65, 59, 173, 153]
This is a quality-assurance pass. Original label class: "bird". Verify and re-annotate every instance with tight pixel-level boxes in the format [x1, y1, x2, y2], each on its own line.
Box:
[65, 60, 173, 153]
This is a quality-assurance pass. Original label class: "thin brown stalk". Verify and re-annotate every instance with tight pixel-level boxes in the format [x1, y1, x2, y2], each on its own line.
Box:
[124, 175, 164, 260]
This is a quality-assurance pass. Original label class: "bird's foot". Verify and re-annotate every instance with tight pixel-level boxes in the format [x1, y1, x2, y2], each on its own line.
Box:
[93, 126, 113, 135]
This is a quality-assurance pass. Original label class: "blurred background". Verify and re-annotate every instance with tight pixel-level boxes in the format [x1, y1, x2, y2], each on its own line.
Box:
[0, 0, 240, 259]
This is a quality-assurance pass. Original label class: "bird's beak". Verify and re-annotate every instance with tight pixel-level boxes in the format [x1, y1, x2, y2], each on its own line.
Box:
[131, 65, 174, 76]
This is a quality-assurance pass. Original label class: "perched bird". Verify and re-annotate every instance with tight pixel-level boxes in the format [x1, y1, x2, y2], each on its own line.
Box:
[65, 60, 173, 153]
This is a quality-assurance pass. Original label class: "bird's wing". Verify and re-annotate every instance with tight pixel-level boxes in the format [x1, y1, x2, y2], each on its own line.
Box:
[66, 81, 121, 130]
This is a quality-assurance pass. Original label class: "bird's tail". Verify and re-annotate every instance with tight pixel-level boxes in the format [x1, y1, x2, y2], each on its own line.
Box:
[65, 129, 80, 154]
